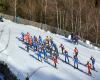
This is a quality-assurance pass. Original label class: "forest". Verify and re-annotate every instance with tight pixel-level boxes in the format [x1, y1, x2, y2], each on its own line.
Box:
[0, 0, 100, 46]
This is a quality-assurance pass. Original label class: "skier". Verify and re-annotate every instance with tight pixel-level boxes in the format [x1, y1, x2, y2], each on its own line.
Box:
[74, 34, 79, 45]
[73, 55, 78, 69]
[50, 39, 53, 48]
[41, 43, 46, 58]
[38, 49, 42, 62]
[39, 35, 42, 45]
[50, 36, 53, 47]
[35, 36, 38, 43]
[43, 49, 47, 60]
[53, 54, 58, 68]
[33, 41, 37, 51]
[25, 39, 29, 52]
[64, 50, 69, 63]
[41, 43, 44, 50]
[73, 47, 78, 57]
[87, 61, 92, 76]
[0, 16, 3, 22]
[53, 43, 59, 56]
[46, 43, 50, 53]
[24, 32, 30, 52]
[35, 37, 39, 51]
[46, 36, 50, 45]
[49, 45, 53, 57]
[29, 36, 33, 48]
[18, 32, 24, 41]
[24, 32, 30, 43]
[43, 40, 46, 48]
[33, 36, 38, 44]
[90, 56, 95, 70]
[71, 32, 74, 41]
[19, 32, 24, 42]
[33, 36, 36, 42]
[59, 44, 64, 54]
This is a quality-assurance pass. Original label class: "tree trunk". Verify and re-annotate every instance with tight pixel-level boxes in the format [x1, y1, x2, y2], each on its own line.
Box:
[71, 0, 74, 32]
[14, 0, 17, 21]
[79, 0, 82, 37]
[55, 0, 59, 29]
[45, 0, 47, 24]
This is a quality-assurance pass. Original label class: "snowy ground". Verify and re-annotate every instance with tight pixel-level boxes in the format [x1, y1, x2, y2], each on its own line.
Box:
[0, 19, 100, 80]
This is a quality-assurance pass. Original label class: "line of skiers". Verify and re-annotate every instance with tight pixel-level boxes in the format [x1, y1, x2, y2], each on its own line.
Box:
[86, 56, 95, 76]
[18, 32, 96, 75]
[59, 44, 79, 68]
[18, 32, 59, 67]
[59, 44, 96, 76]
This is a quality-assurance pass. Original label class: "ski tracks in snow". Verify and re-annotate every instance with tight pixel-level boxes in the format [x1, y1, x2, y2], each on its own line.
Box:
[28, 66, 48, 78]
[0, 27, 11, 53]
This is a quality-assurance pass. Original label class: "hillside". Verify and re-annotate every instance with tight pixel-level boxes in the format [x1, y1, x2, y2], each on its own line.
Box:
[0, 19, 100, 80]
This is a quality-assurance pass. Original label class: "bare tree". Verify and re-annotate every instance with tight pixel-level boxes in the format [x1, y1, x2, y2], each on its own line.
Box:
[44, 0, 47, 24]
[14, 0, 17, 20]
[79, 0, 82, 37]
[55, 0, 59, 29]
[71, 0, 74, 32]
[94, 9, 99, 45]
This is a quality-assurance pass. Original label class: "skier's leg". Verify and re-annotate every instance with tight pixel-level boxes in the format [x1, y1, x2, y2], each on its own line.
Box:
[28, 45, 29, 52]
[77, 40, 78, 45]
[89, 69, 92, 76]
[77, 62, 78, 69]
[62, 48, 63, 54]
[93, 64, 95, 70]
[27, 45, 29, 52]
[65, 56, 66, 62]
[55, 63, 56, 68]
[67, 57, 69, 63]
[22, 37, 24, 42]
[45, 52, 47, 60]
[44, 53, 45, 59]
[62, 49, 64, 54]
[33, 46, 35, 51]
[88, 69, 91, 75]
[88, 70, 89, 75]
[38, 54, 39, 60]
[74, 61, 75, 68]
[35, 46, 36, 51]
[90, 70, 92, 76]
[26, 46, 28, 52]
[75, 53, 77, 57]
[36, 46, 37, 51]
[40, 55, 42, 62]
[50, 49, 52, 57]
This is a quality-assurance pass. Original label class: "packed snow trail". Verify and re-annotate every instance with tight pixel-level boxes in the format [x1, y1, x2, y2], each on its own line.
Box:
[0, 19, 100, 80]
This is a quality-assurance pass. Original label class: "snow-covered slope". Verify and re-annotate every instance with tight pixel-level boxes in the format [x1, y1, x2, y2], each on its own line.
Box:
[0, 19, 100, 80]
